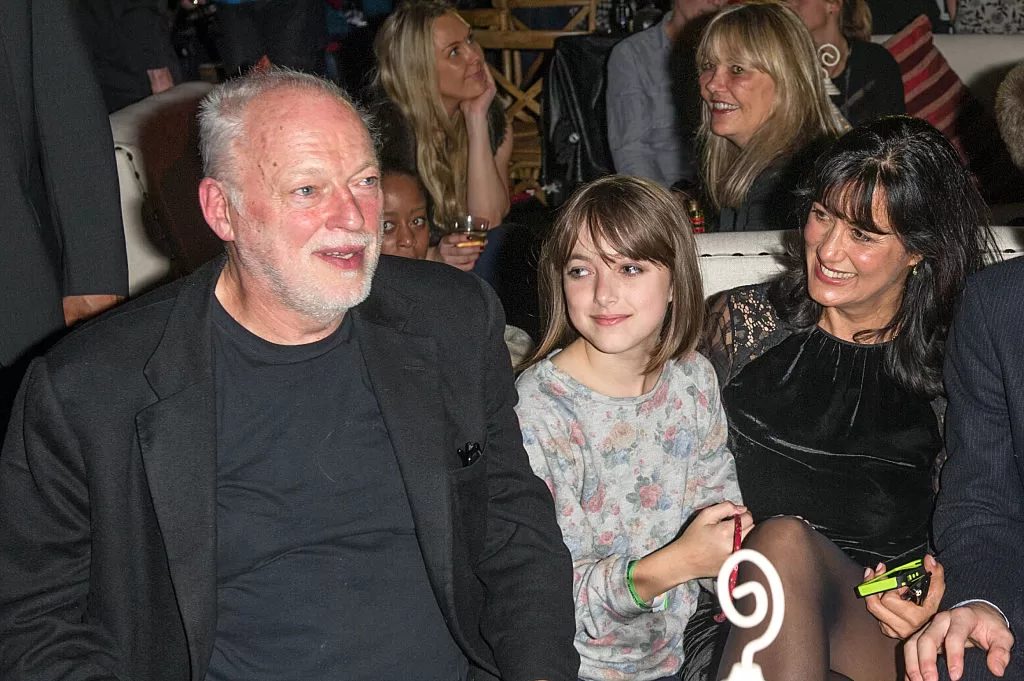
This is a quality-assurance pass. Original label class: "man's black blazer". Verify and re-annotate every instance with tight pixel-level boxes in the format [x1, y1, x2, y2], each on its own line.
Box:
[0, 255, 579, 681]
[936, 256, 1024, 676]
[0, 0, 127, 369]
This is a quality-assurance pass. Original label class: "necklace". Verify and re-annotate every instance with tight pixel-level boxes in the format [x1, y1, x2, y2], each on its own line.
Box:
[819, 42, 854, 119]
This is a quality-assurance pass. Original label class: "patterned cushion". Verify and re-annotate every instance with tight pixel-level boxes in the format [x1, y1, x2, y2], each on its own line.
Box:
[883, 14, 966, 153]
[884, 15, 1024, 203]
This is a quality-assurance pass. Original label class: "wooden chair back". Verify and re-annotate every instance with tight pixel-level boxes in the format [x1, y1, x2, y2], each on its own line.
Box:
[458, 0, 597, 199]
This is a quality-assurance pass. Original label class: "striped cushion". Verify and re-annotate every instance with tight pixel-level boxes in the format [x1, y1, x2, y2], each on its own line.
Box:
[883, 14, 968, 157]
[883, 15, 1024, 203]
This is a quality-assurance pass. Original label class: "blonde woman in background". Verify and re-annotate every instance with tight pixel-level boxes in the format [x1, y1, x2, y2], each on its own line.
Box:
[697, 1, 843, 232]
[374, 0, 512, 272]
[785, 0, 905, 126]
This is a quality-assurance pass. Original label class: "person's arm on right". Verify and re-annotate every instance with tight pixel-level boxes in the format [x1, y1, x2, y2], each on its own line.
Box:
[461, 67, 510, 227]
[0, 360, 119, 679]
[606, 41, 658, 181]
[904, 274, 1022, 681]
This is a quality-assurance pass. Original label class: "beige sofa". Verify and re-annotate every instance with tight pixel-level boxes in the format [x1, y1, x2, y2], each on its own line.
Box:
[873, 33, 1024, 114]
[110, 81, 220, 296]
[695, 227, 1024, 296]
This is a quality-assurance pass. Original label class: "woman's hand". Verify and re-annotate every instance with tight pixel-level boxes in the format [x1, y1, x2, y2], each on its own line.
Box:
[428, 233, 486, 271]
[864, 554, 946, 639]
[459, 62, 497, 123]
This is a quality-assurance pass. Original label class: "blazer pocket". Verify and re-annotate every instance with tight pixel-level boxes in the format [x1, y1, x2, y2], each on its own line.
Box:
[450, 449, 489, 558]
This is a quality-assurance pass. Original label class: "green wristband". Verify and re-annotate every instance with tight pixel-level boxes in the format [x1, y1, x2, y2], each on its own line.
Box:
[626, 560, 651, 609]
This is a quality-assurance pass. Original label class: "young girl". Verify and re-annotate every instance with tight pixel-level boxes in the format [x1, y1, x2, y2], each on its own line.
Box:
[515, 175, 752, 681]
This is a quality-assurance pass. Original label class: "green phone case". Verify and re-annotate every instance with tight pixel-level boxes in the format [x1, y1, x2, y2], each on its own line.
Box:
[855, 558, 925, 598]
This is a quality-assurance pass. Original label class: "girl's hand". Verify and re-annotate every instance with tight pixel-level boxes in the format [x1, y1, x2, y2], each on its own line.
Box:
[864, 554, 946, 639]
[672, 501, 753, 581]
[459, 63, 497, 122]
[428, 233, 485, 271]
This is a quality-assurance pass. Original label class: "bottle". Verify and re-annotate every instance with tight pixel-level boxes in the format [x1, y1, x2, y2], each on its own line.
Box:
[611, 0, 632, 34]
[686, 199, 705, 233]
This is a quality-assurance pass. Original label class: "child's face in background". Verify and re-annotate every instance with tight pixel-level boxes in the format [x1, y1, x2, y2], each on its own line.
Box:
[381, 173, 430, 260]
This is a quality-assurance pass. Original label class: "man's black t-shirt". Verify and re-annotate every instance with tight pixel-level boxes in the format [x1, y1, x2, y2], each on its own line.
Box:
[205, 299, 467, 681]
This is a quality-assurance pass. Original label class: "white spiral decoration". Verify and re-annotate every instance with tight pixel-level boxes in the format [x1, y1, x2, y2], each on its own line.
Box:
[717, 549, 785, 681]
[817, 43, 842, 69]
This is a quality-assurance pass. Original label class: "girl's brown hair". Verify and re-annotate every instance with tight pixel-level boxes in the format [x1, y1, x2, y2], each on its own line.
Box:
[524, 175, 705, 375]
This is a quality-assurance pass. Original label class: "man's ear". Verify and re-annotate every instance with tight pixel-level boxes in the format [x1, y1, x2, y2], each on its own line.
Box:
[199, 177, 236, 243]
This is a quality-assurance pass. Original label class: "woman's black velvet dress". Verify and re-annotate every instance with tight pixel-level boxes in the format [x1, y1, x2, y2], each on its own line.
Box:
[703, 282, 943, 565]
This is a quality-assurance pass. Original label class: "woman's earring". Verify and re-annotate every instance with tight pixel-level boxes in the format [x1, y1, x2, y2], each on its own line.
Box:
[911, 263, 920, 276]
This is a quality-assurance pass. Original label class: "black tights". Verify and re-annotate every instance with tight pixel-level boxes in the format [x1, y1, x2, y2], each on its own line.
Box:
[716, 517, 900, 681]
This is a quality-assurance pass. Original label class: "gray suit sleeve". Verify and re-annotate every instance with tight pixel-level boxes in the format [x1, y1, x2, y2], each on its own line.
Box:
[605, 41, 658, 181]
[935, 270, 1024, 630]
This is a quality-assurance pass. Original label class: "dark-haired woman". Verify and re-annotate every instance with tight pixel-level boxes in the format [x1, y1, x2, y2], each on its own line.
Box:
[701, 115, 997, 680]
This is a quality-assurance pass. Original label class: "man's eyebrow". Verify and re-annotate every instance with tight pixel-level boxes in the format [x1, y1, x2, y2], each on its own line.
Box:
[351, 160, 380, 176]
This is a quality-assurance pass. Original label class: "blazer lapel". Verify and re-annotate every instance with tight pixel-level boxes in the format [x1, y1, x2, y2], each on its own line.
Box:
[137, 261, 220, 680]
[352, 289, 459, 619]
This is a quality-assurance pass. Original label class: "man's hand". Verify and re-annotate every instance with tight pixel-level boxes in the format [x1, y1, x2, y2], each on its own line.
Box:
[63, 294, 123, 326]
[904, 601, 1014, 681]
[146, 67, 174, 95]
[864, 554, 945, 639]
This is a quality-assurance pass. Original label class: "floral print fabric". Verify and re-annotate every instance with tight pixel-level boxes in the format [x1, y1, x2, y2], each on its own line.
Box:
[955, 0, 1024, 33]
[515, 353, 742, 681]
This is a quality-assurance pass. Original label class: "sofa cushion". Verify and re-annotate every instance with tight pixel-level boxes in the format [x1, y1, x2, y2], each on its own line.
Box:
[694, 227, 1024, 296]
[883, 15, 965, 149]
[883, 15, 1024, 204]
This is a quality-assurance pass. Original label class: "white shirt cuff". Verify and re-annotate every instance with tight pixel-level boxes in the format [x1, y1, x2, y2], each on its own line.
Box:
[953, 599, 1011, 629]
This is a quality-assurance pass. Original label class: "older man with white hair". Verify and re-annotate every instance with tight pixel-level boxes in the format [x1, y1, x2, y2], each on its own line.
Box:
[0, 69, 577, 681]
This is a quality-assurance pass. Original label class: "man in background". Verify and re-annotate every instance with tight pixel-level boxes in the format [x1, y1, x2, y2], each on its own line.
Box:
[76, 0, 183, 112]
[0, 0, 127, 434]
[214, 0, 326, 75]
[605, 0, 724, 187]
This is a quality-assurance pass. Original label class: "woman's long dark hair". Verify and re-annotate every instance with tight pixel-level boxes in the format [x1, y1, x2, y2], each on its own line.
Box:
[771, 116, 996, 398]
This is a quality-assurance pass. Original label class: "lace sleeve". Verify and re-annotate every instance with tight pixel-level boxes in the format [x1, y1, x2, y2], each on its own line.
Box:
[699, 292, 735, 390]
[699, 283, 789, 387]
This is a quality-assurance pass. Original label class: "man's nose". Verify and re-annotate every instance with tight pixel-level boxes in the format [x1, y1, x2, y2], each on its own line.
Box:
[325, 185, 368, 231]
